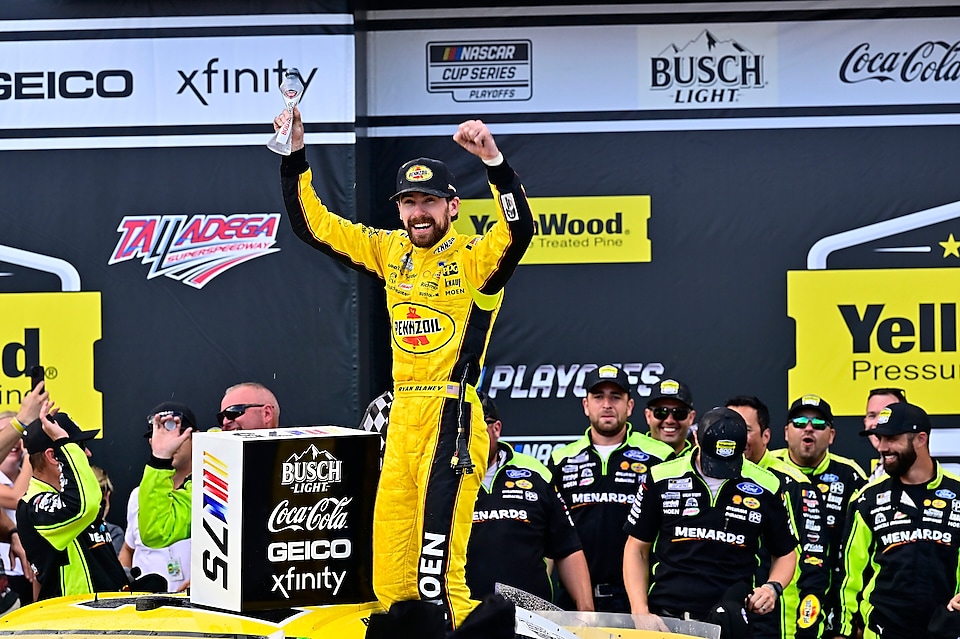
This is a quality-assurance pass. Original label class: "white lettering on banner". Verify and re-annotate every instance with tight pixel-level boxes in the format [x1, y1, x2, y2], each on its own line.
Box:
[484, 362, 666, 399]
[267, 497, 351, 533]
[280, 444, 344, 493]
[571, 492, 634, 505]
[267, 539, 352, 562]
[270, 565, 346, 598]
[840, 41, 960, 85]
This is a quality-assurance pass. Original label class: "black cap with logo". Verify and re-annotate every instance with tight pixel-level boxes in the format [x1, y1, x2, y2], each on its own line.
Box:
[390, 157, 458, 201]
[697, 407, 747, 479]
[24, 412, 100, 455]
[646, 379, 694, 409]
[787, 394, 834, 423]
[860, 401, 931, 437]
[144, 401, 198, 438]
[583, 364, 632, 395]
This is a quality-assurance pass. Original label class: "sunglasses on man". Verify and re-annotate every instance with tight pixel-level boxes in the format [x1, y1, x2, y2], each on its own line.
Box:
[790, 416, 830, 430]
[216, 403, 265, 425]
[651, 406, 690, 421]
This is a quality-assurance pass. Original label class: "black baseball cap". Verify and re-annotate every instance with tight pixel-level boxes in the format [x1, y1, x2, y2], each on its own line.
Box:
[144, 402, 198, 438]
[24, 412, 99, 455]
[697, 407, 747, 479]
[787, 394, 834, 423]
[478, 393, 499, 423]
[647, 379, 693, 409]
[583, 364, 631, 395]
[860, 401, 931, 437]
[390, 157, 457, 201]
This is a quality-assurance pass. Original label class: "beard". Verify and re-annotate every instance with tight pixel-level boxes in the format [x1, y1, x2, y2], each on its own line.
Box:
[883, 445, 918, 478]
[405, 208, 451, 248]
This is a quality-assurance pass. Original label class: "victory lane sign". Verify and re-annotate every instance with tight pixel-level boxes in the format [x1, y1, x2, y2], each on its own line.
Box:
[192, 426, 380, 612]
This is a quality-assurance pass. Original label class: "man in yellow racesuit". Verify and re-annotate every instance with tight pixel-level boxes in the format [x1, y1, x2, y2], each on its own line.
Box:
[275, 107, 534, 638]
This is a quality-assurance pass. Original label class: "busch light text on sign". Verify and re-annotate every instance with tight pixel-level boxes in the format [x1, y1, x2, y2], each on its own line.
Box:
[427, 40, 532, 102]
[650, 29, 765, 105]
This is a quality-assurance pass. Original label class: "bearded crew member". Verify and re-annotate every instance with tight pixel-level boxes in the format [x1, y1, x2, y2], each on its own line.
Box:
[276, 107, 533, 637]
[837, 402, 960, 639]
[548, 364, 674, 613]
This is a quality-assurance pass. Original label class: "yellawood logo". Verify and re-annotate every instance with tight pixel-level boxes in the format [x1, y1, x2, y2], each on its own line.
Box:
[1, 292, 102, 431]
[788, 199, 960, 415]
[455, 196, 650, 265]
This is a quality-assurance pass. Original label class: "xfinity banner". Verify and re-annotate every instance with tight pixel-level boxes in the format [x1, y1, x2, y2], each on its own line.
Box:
[0, 14, 354, 148]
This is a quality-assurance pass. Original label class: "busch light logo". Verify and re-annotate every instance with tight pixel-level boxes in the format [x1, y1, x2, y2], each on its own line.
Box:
[650, 29, 765, 104]
[281, 444, 343, 494]
[109, 213, 280, 289]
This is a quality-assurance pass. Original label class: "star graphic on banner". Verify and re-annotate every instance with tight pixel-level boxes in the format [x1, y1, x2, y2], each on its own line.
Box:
[940, 233, 960, 258]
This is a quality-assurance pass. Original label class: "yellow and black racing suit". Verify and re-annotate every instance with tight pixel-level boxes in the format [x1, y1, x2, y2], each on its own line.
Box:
[281, 147, 533, 628]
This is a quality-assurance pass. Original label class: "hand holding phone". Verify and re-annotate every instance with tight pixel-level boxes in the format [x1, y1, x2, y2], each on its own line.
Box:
[29, 366, 45, 391]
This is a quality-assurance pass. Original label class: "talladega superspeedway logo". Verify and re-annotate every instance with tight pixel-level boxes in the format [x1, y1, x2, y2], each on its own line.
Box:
[108, 214, 280, 289]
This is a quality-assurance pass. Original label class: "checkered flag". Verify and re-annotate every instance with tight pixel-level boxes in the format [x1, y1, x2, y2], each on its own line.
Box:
[358, 390, 392, 462]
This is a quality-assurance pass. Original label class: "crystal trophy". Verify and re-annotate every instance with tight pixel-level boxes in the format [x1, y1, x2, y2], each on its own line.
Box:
[267, 68, 305, 156]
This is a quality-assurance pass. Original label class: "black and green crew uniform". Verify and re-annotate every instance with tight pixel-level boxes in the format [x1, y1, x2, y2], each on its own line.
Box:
[752, 451, 830, 639]
[839, 462, 960, 639]
[548, 423, 673, 612]
[624, 450, 798, 619]
[771, 448, 866, 629]
[466, 442, 582, 602]
[18, 442, 129, 599]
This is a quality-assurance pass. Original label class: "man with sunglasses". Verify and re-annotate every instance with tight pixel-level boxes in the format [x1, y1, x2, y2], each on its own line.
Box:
[216, 382, 280, 431]
[863, 387, 907, 481]
[276, 108, 533, 638]
[772, 394, 866, 635]
[548, 365, 674, 613]
[644, 379, 696, 457]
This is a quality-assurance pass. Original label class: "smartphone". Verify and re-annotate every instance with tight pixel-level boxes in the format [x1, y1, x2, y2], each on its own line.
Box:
[29, 365, 44, 391]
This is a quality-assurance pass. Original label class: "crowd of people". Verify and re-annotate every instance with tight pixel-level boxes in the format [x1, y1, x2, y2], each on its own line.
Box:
[2, 109, 958, 639]
[0, 380, 282, 611]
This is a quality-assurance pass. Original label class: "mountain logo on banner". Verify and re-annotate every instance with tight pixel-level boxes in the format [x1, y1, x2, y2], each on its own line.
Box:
[108, 213, 280, 289]
[281, 444, 343, 493]
[650, 29, 768, 105]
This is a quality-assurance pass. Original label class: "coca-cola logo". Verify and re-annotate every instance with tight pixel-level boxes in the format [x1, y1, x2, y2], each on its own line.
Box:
[839, 41, 960, 84]
[268, 496, 352, 533]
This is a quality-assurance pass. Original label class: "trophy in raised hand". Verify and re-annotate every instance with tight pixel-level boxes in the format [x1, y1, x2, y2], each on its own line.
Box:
[267, 68, 305, 156]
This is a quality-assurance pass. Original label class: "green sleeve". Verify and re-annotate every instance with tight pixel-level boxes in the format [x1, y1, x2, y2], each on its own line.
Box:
[138, 463, 192, 548]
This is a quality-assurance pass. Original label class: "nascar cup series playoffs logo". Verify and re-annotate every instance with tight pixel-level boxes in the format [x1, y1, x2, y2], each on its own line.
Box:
[427, 40, 532, 102]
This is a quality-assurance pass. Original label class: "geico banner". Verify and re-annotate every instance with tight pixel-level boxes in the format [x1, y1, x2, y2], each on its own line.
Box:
[455, 196, 651, 264]
[0, 292, 102, 433]
[0, 17, 353, 131]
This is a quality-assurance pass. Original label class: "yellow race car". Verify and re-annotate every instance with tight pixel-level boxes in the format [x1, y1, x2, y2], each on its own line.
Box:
[0, 591, 716, 639]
